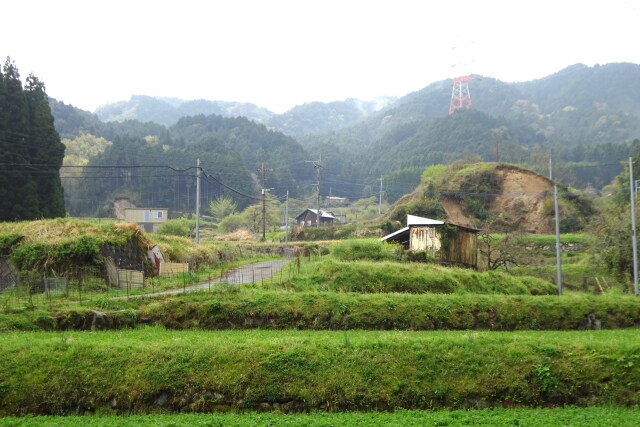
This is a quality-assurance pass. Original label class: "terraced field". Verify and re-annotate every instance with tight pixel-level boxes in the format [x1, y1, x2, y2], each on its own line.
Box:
[1, 233, 639, 424]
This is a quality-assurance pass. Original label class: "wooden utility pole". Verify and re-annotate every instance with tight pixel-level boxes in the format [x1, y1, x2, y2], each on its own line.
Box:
[306, 157, 322, 228]
[284, 190, 289, 247]
[378, 176, 384, 215]
[195, 158, 201, 243]
[549, 158, 562, 295]
[630, 157, 639, 296]
[258, 163, 272, 240]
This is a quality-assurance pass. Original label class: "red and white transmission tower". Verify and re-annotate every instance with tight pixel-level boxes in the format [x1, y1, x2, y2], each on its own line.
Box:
[448, 75, 475, 115]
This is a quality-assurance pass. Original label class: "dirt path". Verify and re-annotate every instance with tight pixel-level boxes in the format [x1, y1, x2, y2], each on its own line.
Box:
[126, 260, 291, 298]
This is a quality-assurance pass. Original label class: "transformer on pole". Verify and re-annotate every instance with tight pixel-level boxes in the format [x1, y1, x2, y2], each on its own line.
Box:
[448, 75, 475, 115]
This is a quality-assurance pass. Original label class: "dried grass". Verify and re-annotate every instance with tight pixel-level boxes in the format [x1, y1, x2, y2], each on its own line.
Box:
[214, 229, 258, 242]
[0, 219, 103, 243]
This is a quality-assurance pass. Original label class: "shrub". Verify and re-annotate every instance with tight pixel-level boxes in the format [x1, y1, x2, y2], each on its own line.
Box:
[331, 239, 401, 261]
[157, 218, 194, 237]
[0, 233, 24, 256]
[9, 235, 102, 273]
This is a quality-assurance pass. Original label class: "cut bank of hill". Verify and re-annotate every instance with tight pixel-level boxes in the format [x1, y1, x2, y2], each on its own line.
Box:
[386, 162, 594, 233]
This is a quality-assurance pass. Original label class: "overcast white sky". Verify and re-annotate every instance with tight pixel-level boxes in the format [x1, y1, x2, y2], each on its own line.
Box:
[4, 0, 639, 113]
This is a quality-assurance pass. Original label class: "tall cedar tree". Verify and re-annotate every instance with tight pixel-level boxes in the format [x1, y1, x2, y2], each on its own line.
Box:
[0, 58, 65, 220]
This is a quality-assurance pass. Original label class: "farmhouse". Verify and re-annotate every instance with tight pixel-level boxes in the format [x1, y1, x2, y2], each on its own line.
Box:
[123, 207, 168, 233]
[296, 209, 336, 226]
[381, 214, 479, 268]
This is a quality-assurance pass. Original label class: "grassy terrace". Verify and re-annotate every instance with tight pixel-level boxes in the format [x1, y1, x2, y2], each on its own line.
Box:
[1, 328, 639, 415]
[2, 224, 639, 422]
[4, 290, 640, 332]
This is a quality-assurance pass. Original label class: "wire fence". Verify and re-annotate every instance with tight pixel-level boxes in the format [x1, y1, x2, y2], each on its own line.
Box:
[0, 247, 304, 308]
[1, 266, 112, 307]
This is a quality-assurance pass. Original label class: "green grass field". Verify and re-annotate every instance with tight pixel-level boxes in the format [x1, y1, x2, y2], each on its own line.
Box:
[1, 407, 639, 426]
[1, 328, 639, 415]
[2, 231, 639, 423]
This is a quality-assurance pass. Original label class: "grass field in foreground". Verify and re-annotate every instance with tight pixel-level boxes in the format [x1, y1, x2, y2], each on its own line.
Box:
[1, 328, 639, 415]
[1, 407, 638, 426]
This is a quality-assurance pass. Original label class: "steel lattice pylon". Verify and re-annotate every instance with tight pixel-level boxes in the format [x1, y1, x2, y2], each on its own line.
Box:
[448, 75, 475, 114]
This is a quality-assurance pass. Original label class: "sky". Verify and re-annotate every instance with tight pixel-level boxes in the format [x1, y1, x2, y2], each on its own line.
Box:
[3, 0, 640, 113]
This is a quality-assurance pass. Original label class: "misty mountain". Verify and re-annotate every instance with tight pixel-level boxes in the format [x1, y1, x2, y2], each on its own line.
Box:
[51, 62, 640, 211]
[49, 98, 168, 141]
[267, 97, 395, 135]
[297, 63, 640, 199]
[93, 95, 396, 136]
[95, 95, 273, 127]
[515, 63, 640, 115]
[306, 63, 640, 155]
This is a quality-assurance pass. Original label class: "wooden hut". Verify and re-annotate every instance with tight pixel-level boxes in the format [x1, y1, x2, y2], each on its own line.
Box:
[380, 215, 479, 268]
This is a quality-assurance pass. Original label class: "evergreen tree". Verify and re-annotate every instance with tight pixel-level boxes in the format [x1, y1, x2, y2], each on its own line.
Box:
[0, 58, 65, 220]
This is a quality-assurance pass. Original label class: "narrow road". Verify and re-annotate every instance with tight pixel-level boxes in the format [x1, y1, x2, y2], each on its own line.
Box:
[128, 259, 291, 298]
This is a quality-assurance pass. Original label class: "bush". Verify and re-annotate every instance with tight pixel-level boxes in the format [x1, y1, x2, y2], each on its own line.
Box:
[9, 235, 102, 273]
[0, 233, 24, 256]
[331, 239, 401, 261]
[157, 218, 194, 237]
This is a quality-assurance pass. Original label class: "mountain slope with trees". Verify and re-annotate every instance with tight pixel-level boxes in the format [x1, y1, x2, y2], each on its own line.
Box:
[300, 63, 640, 199]
[65, 113, 316, 217]
[93, 95, 395, 136]
[95, 95, 273, 127]
[50, 62, 640, 216]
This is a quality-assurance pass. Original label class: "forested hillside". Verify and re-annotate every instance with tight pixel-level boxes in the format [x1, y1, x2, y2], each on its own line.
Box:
[94, 95, 394, 136]
[95, 95, 273, 127]
[51, 62, 640, 217]
[64, 114, 315, 217]
[0, 58, 65, 221]
[301, 63, 640, 198]
[49, 98, 168, 140]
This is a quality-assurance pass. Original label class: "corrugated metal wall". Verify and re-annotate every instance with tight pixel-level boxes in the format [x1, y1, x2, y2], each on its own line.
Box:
[409, 226, 441, 252]
[407, 225, 478, 268]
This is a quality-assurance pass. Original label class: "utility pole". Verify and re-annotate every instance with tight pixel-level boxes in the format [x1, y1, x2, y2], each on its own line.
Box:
[258, 163, 273, 240]
[195, 158, 201, 243]
[378, 176, 384, 215]
[306, 157, 322, 228]
[629, 157, 639, 296]
[284, 190, 289, 247]
[549, 158, 562, 295]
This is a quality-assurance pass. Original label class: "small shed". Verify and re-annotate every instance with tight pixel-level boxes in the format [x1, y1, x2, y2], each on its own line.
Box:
[381, 214, 479, 268]
[296, 209, 336, 226]
[124, 208, 168, 233]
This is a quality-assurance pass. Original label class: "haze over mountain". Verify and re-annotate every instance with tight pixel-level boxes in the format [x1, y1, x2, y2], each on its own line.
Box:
[93, 95, 397, 136]
[50, 62, 640, 216]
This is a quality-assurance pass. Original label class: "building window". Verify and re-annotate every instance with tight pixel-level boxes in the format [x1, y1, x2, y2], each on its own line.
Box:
[154, 211, 163, 219]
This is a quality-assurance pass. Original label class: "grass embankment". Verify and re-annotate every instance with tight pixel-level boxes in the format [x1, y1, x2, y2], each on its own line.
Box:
[2, 407, 639, 426]
[1, 328, 639, 415]
[3, 238, 638, 332]
[138, 291, 640, 331]
[6, 291, 640, 332]
[277, 259, 556, 294]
